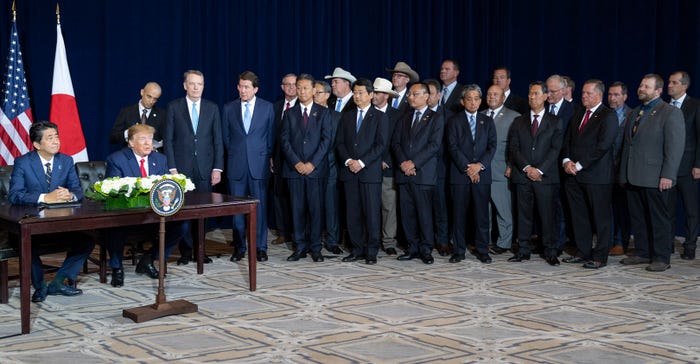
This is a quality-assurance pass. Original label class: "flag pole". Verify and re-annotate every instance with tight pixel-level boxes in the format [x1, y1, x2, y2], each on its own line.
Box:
[11, 1, 15, 22]
[56, 3, 60, 25]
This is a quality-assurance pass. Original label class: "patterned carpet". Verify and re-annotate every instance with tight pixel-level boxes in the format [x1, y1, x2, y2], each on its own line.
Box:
[0, 230, 699, 363]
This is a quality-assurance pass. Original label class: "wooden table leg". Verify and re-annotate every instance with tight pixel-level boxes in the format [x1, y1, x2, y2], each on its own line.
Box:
[20, 226, 31, 334]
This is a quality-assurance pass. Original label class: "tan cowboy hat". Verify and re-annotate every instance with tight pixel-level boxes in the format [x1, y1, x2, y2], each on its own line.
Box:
[386, 61, 419, 83]
[324, 67, 357, 84]
[373, 77, 399, 97]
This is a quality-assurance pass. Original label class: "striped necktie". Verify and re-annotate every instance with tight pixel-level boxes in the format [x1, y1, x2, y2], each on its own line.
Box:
[45, 162, 52, 186]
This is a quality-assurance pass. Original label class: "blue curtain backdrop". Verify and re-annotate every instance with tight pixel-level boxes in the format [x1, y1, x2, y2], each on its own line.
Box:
[0, 0, 699, 160]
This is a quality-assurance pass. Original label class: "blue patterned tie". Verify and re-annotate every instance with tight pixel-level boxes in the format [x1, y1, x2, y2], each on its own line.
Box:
[469, 114, 476, 138]
[45, 162, 52, 186]
[243, 102, 252, 133]
[356, 109, 364, 132]
[191, 102, 199, 133]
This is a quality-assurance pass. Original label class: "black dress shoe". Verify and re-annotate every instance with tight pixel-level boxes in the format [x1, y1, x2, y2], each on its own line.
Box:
[562, 256, 586, 264]
[311, 251, 324, 262]
[47, 282, 83, 296]
[489, 246, 509, 255]
[385, 247, 397, 256]
[436, 245, 451, 257]
[507, 253, 531, 262]
[449, 254, 465, 263]
[546, 256, 560, 266]
[111, 268, 124, 287]
[177, 255, 191, 265]
[32, 285, 47, 303]
[257, 250, 268, 262]
[477, 253, 492, 264]
[582, 260, 606, 269]
[342, 253, 360, 262]
[420, 254, 434, 264]
[397, 253, 419, 261]
[681, 249, 696, 260]
[287, 251, 306, 261]
[136, 256, 159, 279]
[202, 255, 213, 264]
[365, 256, 377, 265]
[230, 251, 245, 262]
[326, 246, 343, 255]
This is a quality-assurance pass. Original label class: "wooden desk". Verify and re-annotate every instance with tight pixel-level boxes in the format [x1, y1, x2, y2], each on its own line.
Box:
[0, 192, 258, 334]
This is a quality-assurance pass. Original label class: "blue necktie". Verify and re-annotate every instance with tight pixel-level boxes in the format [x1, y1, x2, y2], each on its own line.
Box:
[549, 104, 556, 115]
[441, 86, 448, 105]
[393, 97, 399, 109]
[356, 109, 364, 132]
[45, 162, 52, 186]
[243, 102, 252, 133]
[469, 114, 476, 138]
[672, 100, 681, 109]
[191, 102, 199, 133]
[335, 99, 342, 112]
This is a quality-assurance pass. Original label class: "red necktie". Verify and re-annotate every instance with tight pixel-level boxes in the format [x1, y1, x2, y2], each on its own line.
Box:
[531, 114, 539, 136]
[579, 110, 591, 133]
[285, 101, 291, 111]
[139, 158, 147, 177]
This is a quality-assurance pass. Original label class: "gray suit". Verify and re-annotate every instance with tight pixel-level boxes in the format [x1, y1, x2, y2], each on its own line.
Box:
[619, 98, 684, 264]
[481, 106, 520, 249]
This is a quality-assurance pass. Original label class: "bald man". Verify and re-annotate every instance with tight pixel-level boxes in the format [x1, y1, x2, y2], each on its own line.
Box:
[110, 82, 166, 148]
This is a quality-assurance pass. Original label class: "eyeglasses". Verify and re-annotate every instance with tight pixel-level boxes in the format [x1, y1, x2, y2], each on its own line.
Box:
[547, 89, 561, 94]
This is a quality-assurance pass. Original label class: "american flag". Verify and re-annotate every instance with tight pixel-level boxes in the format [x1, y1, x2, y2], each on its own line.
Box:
[0, 20, 33, 166]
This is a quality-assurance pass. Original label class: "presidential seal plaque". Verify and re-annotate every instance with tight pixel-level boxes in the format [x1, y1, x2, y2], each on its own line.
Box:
[123, 179, 198, 323]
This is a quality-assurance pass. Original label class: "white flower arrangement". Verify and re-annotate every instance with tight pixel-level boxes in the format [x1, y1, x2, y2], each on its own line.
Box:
[88, 174, 195, 200]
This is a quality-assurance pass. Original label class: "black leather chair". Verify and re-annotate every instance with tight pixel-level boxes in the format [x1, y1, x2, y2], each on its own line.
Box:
[74, 161, 151, 283]
[0, 165, 15, 303]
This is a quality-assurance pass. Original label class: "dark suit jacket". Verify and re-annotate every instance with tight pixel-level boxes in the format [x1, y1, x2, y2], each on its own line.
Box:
[509, 112, 563, 185]
[9, 151, 83, 205]
[327, 109, 341, 180]
[447, 112, 497, 185]
[380, 106, 401, 177]
[163, 97, 224, 178]
[504, 92, 529, 115]
[336, 106, 390, 184]
[391, 90, 411, 118]
[619, 99, 685, 187]
[675, 95, 700, 176]
[442, 82, 464, 118]
[391, 108, 445, 185]
[109, 104, 166, 145]
[222, 97, 276, 181]
[561, 105, 618, 184]
[272, 98, 295, 174]
[280, 102, 332, 179]
[329, 96, 356, 115]
[106, 147, 169, 178]
[548, 100, 576, 132]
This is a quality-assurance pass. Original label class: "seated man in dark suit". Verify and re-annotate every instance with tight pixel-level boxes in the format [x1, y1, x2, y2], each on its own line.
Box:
[104, 124, 188, 286]
[8, 121, 95, 303]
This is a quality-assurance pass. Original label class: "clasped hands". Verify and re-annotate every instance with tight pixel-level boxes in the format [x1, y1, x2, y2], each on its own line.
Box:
[400, 160, 417, 176]
[294, 161, 316, 175]
[466, 163, 481, 183]
[525, 166, 543, 182]
[46, 186, 74, 203]
[563, 161, 578, 176]
[347, 159, 364, 174]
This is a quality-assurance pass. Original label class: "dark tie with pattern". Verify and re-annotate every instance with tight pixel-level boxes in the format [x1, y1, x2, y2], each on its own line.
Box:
[531, 114, 539, 136]
[303, 107, 309, 128]
[45, 162, 52, 186]
[141, 109, 148, 124]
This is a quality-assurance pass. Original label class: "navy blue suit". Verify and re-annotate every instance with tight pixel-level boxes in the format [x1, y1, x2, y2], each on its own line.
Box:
[336, 106, 390, 257]
[447, 111, 497, 256]
[222, 97, 275, 252]
[9, 151, 94, 289]
[105, 148, 187, 267]
[164, 97, 224, 192]
[280, 102, 332, 253]
[392, 108, 445, 256]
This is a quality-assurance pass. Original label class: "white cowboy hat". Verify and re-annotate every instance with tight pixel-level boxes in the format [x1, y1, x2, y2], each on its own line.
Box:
[324, 67, 357, 84]
[373, 77, 399, 97]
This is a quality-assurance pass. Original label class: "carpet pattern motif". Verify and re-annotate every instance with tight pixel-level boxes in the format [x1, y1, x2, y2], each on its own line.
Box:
[0, 230, 699, 363]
